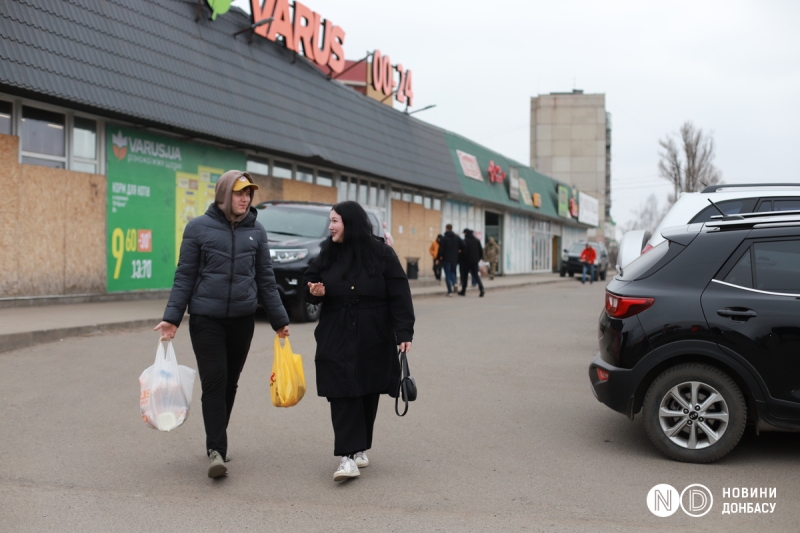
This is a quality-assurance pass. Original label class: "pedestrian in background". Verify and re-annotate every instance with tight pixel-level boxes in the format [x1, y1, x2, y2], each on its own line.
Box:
[458, 229, 485, 297]
[430, 234, 442, 282]
[580, 242, 597, 284]
[154, 170, 290, 479]
[304, 201, 415, 482]
[437, 224, 463, 296]
[483, 237, 500, 280]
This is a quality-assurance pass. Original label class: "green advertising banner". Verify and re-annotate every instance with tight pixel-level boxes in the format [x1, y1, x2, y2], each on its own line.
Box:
[106, 125, 246, 292]
[558, 185, 569, 218]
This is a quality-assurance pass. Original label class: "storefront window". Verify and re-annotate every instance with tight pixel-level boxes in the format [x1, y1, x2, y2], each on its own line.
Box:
[433, 198, 441, 211]
[273, 161, 293, 179]
[378, 185, 386, 206]
[369, 184, 377, 206]
[73, 117, 96, 160]
[20, 156, 65, 168]
[337, 177, 348, 201]
[423, 196, 432, 209]
[297, 166, 314, 183]
[0, 101, 11, 135]
[358, 180, 368, 205]
[390, 190, 401, 201]
[317, 170, 333, 187]
[402, 191, 412, 202]
[21, 106, 65, 158]
[246, 157, 270, 176]
[347, 178, 357, 201]
[413, 194, 423, 205]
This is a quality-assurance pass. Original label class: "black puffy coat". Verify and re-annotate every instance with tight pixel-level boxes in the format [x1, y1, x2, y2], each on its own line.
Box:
[304, 242, 415, 398]
[437, 231, 463, 263]
[163, 203, 289, 331]
[462, 233, 484, 265]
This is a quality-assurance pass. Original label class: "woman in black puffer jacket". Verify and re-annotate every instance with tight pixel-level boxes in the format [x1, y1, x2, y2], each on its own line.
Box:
[155, 170, 289, 479]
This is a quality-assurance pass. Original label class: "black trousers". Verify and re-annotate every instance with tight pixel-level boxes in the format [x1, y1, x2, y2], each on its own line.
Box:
[433, 260, 442, 280]
[189, 314, 255, 458]
[329, 393, 380, 457]
[461, 263, 484, 292]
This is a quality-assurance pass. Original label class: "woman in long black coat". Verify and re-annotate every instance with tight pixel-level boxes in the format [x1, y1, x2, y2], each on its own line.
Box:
[304, 201, 415, 482]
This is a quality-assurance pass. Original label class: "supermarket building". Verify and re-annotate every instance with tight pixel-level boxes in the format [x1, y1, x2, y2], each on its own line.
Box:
[0, 0, 596, 300]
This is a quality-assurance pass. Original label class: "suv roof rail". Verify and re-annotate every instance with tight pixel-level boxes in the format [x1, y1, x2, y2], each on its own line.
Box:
[255, 201, 333, 208]
[710, 209, 800, 220]
[701, 183, 800, 193]
[706, 211, 800, 230]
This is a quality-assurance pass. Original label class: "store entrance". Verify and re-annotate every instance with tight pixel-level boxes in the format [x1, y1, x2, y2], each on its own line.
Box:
[484, 211, 502, 276]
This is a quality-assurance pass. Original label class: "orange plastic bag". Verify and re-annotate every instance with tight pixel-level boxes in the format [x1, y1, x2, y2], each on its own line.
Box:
[270, 335, 306, 407]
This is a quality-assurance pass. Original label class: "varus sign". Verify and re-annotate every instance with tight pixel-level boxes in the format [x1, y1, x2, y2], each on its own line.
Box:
[250, 0, 346, 74]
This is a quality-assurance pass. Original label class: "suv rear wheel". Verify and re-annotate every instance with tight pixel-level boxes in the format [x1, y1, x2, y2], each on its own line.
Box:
[291, 298, 321, 323]
[642, 363, 746, 463]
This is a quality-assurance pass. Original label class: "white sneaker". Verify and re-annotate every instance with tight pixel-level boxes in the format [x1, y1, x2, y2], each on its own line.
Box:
[354, 451, 369, 468]
[333, 456, 360, 482]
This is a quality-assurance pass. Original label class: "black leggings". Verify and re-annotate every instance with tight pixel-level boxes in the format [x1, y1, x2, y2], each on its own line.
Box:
[329, 393, 380, 457]
[189, 314, 255, 458]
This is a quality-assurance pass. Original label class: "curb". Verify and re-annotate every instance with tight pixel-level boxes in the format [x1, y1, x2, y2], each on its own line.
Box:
[409, 277, 565, 299]
[0, 318, 161, 354]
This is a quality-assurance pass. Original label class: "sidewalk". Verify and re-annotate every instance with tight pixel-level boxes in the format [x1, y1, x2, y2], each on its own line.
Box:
[0, 272, 565, 353]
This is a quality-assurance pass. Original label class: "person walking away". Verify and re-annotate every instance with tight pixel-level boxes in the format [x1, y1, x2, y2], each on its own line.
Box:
[580, 242, 597, 284]
[437, 224, 463, 296]
[154, 170, 290, 479]
[483, 237, 500, 280]
[304, 201, 415, 482]
[458, 229, 485, 297]
[430, 234, 442, 282]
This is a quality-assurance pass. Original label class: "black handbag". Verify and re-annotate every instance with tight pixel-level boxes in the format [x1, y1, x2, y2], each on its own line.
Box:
[395, 350, 417, 416]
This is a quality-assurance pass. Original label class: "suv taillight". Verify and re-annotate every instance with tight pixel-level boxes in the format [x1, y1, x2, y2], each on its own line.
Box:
[641, 244, 653, 254]
[605, 292, 654, 319]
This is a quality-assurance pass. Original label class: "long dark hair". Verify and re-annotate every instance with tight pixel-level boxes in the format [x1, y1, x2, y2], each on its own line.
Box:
[318, 201, 386, 276]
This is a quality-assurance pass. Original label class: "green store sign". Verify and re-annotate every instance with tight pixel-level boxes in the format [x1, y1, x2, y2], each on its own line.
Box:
[106, 125, 246, 292]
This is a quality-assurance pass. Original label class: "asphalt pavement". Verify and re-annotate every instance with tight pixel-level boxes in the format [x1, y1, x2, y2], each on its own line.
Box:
[2, 275, 799, 532]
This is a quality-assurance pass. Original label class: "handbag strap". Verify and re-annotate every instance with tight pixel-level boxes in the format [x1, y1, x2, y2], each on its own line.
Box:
[395, 351, 410, 417]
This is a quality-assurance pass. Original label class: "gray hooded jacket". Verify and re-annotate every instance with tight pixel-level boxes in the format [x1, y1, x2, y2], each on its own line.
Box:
[163, 171, 288, 330]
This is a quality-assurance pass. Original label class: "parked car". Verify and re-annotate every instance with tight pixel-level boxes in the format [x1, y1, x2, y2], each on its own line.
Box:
[589, 211, 800, 462]
[255, 202, 385, 322]
[559, 241, 609, 281]
[616, 183, 800, 270]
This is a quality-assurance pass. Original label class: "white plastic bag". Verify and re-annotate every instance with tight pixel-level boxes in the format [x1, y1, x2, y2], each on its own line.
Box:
[139, 340, 196, 431]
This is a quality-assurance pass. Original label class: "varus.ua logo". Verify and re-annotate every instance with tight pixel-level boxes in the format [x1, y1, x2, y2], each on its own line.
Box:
[111, 131, 182, 162]
[112, 130, 128, 160]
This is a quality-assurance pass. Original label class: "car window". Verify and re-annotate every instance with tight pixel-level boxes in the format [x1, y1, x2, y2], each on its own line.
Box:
[568, 243, 585, 254]
[688, 199, 749, 224]
[256, 206, 329, 238]
[756, 201, 772, 212]
[723, 248, 753, 288]
[753, 240, 800, 293]
[367, 213, 382, 238]
[774, 199, 800, 212]
[618, 239, 672, 281]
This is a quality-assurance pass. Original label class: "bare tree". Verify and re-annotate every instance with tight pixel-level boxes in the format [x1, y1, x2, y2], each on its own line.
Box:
[621, 194, 667, 235]
[658, 121, 722, 203]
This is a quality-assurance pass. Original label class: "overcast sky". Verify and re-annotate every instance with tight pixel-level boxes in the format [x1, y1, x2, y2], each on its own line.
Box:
[231, 0, 800, 233]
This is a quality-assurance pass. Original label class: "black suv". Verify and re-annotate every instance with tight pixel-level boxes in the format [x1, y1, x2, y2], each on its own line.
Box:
[559, 241, 609, 281]
[589, 212, 800, 463]
[255, 202, 385, 322]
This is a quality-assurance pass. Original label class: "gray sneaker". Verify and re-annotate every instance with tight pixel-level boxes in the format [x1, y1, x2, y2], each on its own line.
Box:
[333, 456, 360, 482]
[354, 451, 369, 468]
[208, 450, 228, 478]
